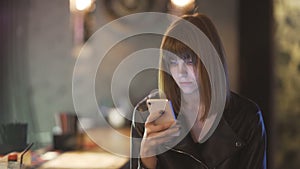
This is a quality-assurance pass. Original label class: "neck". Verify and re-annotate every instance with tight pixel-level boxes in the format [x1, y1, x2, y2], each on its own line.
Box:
[181, 91, 201, 121]
[182, 90, 200, 107]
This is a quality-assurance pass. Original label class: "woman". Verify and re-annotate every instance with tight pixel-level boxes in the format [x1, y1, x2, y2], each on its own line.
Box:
[130, 13, 266, 169]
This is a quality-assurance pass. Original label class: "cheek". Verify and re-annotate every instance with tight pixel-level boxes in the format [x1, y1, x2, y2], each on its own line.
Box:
[187, 67, 197, 80]
[170, 68, 181, 85]
[170, 67, 177, 78]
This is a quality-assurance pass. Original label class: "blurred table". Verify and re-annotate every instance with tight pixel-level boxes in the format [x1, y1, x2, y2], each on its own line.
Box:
[39, 151, 128, 169]
[38, 127, 130, 169]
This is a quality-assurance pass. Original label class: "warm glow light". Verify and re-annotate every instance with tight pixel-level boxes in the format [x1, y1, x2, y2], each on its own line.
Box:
[75, 0, 92, 11]
[171, 0, 195, 7]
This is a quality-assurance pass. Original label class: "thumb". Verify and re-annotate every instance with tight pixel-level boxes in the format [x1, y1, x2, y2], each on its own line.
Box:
[146, 110, 165, 123]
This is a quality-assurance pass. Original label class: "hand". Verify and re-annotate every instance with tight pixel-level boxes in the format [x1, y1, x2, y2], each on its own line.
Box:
[140, 111, 180, 168]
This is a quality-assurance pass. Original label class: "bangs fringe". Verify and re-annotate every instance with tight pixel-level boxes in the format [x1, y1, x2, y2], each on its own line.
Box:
[161, 36, 198, 64]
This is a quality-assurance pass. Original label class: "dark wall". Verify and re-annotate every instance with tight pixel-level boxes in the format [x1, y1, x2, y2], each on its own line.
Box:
[239, 0, 274, 168]
[0, 0, 36, 131]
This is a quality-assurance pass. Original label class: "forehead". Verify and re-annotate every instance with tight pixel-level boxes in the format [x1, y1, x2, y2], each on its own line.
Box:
[162, 36, 198, 60]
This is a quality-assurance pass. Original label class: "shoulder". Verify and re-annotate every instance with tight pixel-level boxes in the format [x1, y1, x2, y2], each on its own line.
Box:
[225, 92, 262, 122]
[224, 92, 266, 141]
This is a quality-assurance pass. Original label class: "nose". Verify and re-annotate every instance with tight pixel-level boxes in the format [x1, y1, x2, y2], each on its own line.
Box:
[178, 62, 188, 77]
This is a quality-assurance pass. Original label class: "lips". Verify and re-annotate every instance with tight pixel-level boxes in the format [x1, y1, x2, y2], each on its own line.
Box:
[179, 82, 193, 85]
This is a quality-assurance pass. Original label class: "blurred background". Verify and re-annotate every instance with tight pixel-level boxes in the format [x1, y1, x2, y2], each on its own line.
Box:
[0, 0, 299, 168]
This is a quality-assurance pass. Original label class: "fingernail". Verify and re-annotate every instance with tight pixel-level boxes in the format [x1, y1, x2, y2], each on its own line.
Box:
[160, 110, 165, 115]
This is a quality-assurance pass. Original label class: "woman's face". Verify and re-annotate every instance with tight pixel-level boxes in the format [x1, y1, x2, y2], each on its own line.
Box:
[169, 57, 199, 94]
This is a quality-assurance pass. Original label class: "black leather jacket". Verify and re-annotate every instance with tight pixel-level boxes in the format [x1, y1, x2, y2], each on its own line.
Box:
[130, 92, 267, 169]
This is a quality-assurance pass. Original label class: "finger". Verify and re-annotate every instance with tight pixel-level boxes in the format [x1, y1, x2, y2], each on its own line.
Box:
[146, 110, 165, 123]
[145, 121, 175, 134]
[152, 135, 177, 145]
[145, 131, 180, 147]
[147, 125, 180, 139]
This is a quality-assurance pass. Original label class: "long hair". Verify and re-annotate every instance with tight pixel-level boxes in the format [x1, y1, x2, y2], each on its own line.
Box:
[158, 13, 230, 121]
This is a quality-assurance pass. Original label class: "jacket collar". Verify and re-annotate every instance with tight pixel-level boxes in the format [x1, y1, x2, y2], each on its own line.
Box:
[170, 117, 245, 168]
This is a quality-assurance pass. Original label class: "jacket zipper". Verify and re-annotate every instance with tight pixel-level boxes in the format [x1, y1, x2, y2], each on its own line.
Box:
[167, 147, 209, 169]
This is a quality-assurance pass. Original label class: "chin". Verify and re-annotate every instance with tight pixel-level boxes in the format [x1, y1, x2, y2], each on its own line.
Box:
[181, 88, 198, 95]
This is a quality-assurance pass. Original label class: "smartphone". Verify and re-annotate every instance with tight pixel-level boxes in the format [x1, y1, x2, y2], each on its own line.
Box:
[146, 99, 176, 125]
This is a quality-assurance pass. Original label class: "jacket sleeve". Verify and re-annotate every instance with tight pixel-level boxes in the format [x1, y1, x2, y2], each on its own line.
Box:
[238, 110, 267, 169]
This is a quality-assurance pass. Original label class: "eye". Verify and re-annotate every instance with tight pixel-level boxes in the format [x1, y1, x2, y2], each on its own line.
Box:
[169, 58, 178, 65]
[185, 58, 194, 65]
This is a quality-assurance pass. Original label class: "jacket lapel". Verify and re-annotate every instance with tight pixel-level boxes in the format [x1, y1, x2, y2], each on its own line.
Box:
[171, 117, 245, 168]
